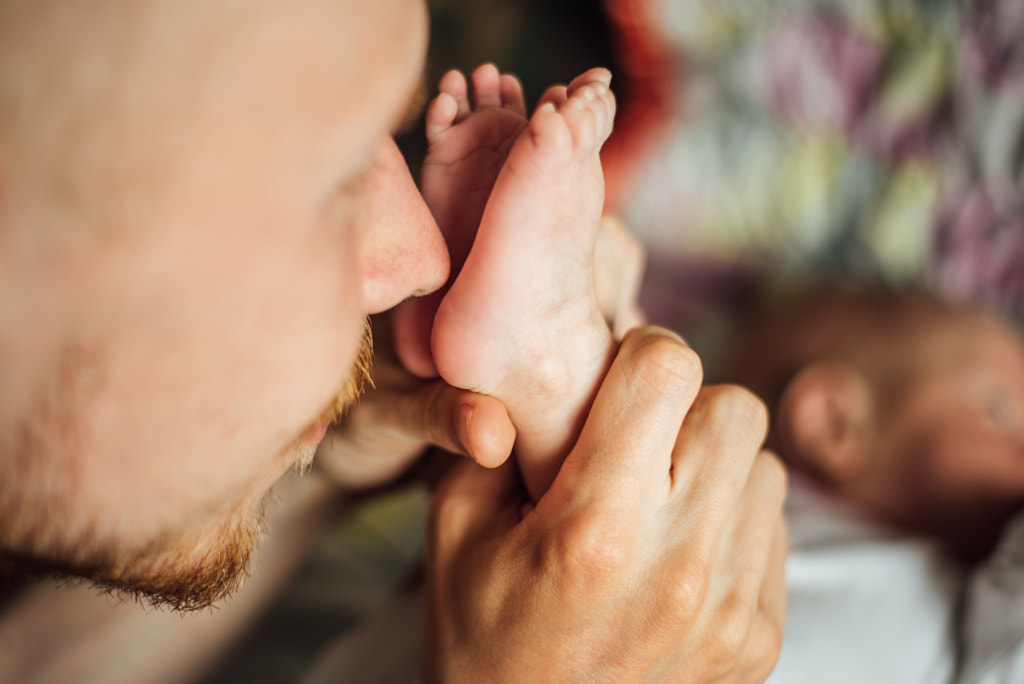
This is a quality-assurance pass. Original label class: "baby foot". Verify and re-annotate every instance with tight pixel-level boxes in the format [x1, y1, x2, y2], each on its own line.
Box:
[431, 68, 619, 499]
[393, 64, 528, 379]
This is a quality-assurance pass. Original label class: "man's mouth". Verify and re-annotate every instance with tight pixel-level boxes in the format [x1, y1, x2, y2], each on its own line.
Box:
[311, 419, 330, 446]
[287, 317, 375, 459]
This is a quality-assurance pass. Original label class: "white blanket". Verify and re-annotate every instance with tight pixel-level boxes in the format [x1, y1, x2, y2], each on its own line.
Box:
[768, 478, 963, 684]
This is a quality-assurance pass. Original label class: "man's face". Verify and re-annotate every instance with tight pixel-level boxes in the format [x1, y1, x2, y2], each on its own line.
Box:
[0, 0, 446, 608]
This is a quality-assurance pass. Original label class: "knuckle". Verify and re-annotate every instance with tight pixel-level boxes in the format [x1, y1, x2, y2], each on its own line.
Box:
[628, 331, 703, 395]
[750, 616, 785, 679]
[707, 596, 754, 670]
[544, 507, 631, 593]
[706, 384, 769, 446]
[663, 557, 712, 622]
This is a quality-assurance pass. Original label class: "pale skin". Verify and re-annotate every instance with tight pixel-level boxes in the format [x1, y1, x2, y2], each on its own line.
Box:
[0, 0, 786, 681]
[394, 63, 619, 499]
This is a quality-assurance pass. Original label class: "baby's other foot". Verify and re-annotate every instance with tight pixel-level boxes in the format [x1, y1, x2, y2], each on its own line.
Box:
[432, 68, 619, 498]
[393, 64, 527, 378]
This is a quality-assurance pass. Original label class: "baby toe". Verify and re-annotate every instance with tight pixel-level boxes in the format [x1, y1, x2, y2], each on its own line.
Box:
[499, 73, 527, 117]
[425, 92, 461, 141]
[560, 89, 600, 153]
[537, 84, 569, 111]
[438, 70, 470, 121]
[471, 63, 503, 109]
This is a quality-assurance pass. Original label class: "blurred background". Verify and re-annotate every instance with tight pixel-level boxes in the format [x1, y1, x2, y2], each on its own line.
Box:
[5, 1, 1020, 682]
[208, 0, 1024, 681]
[206, 2, 1023, 682]
[398, 0, 1024, 357]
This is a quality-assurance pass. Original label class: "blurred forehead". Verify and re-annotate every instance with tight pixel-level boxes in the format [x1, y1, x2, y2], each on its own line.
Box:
[935, 313, 1024, 380]
[0, 0, 429, 199]
[889, 305, 1016, 364]
[793, 293, 1010, 368]
[151, 0, 430, 151]
[193, 0, 431, 185]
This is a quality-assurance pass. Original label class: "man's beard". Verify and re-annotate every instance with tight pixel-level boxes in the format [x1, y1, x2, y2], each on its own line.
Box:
[0, 481, 272, 613]
[289, 317, 374, 474]
[1, 320, 374, 612]
[159, 318, 374, 610]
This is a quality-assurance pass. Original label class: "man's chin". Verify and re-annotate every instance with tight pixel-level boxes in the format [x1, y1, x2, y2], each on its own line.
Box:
[118, 506, 267, 611]
[1, 499, 268, 613]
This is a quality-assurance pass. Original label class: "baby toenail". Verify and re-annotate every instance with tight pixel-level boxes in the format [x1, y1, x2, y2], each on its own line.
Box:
[583, 87, 597, 100]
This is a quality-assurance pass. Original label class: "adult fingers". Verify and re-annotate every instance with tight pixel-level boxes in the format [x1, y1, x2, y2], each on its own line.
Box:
[354, 378, 516, 466]
[761, 517, 789, 645]
[707, 450, 788, 620]
[555, 326, 703, 504]
[669, 384, 769, 516]
[674, 453, 786, 684]
[317, 378, 516, 488]
[730, 517, 788, 684]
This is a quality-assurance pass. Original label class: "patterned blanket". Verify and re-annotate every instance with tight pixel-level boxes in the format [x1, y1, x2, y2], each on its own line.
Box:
[608, 0, 1024, 335]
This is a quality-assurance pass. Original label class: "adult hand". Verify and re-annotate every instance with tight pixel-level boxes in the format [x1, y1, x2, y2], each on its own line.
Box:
[426, 327, 787, 683]
[315, 316, 516, 489]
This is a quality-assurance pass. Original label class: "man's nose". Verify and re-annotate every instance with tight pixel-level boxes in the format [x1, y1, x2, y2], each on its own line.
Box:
[358, 138, 449, 315]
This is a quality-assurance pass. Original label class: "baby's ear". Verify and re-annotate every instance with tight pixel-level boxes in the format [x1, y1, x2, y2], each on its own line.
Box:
[775, 359, 875, 484]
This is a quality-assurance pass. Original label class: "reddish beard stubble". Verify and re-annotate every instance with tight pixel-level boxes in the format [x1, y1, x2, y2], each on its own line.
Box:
[0, 320, 374, 612]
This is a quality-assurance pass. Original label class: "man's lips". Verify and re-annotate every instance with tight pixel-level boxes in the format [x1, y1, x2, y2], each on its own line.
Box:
[310, 420, 330, 445]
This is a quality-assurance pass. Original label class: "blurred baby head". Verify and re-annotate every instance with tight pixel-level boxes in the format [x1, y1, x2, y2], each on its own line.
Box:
[721, 288, 1024, 562]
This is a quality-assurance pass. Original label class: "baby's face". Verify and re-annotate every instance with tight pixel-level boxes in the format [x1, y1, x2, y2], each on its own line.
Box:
[855, 312, 1024, 560]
